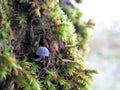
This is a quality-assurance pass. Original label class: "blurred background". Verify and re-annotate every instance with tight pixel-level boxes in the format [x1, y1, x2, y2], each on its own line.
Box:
[73, 0, 120, 90]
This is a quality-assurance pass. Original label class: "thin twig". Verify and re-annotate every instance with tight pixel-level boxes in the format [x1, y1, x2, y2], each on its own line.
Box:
[61, 59, 81, 65]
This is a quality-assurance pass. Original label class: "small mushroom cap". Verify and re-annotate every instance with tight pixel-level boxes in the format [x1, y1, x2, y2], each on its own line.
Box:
[36, 46, 49, 57]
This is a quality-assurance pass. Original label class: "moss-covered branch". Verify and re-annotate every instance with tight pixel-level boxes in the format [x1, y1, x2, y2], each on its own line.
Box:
[0, 0, 97, 90]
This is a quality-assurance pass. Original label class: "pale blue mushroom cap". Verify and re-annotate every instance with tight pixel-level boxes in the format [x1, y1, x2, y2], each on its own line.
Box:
[36, 46, 49, 57]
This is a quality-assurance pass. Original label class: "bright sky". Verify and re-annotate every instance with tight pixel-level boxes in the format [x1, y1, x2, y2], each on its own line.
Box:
[74, 0, 120, 24]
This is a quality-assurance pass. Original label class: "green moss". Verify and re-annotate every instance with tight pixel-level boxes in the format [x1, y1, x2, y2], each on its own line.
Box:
[0, 0, 97, 90]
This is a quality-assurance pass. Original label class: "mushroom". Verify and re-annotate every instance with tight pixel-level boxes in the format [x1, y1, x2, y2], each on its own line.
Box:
[33, 46, 50, 61]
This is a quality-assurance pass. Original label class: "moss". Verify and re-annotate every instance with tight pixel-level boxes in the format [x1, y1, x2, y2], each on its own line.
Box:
[0, 0, 97, 90]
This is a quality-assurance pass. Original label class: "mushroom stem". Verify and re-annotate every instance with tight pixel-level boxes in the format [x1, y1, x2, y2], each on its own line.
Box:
[33, 56, 42, 61]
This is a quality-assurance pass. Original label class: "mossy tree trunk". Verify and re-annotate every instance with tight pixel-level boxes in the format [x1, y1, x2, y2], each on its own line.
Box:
[0, 0, 97, 90]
